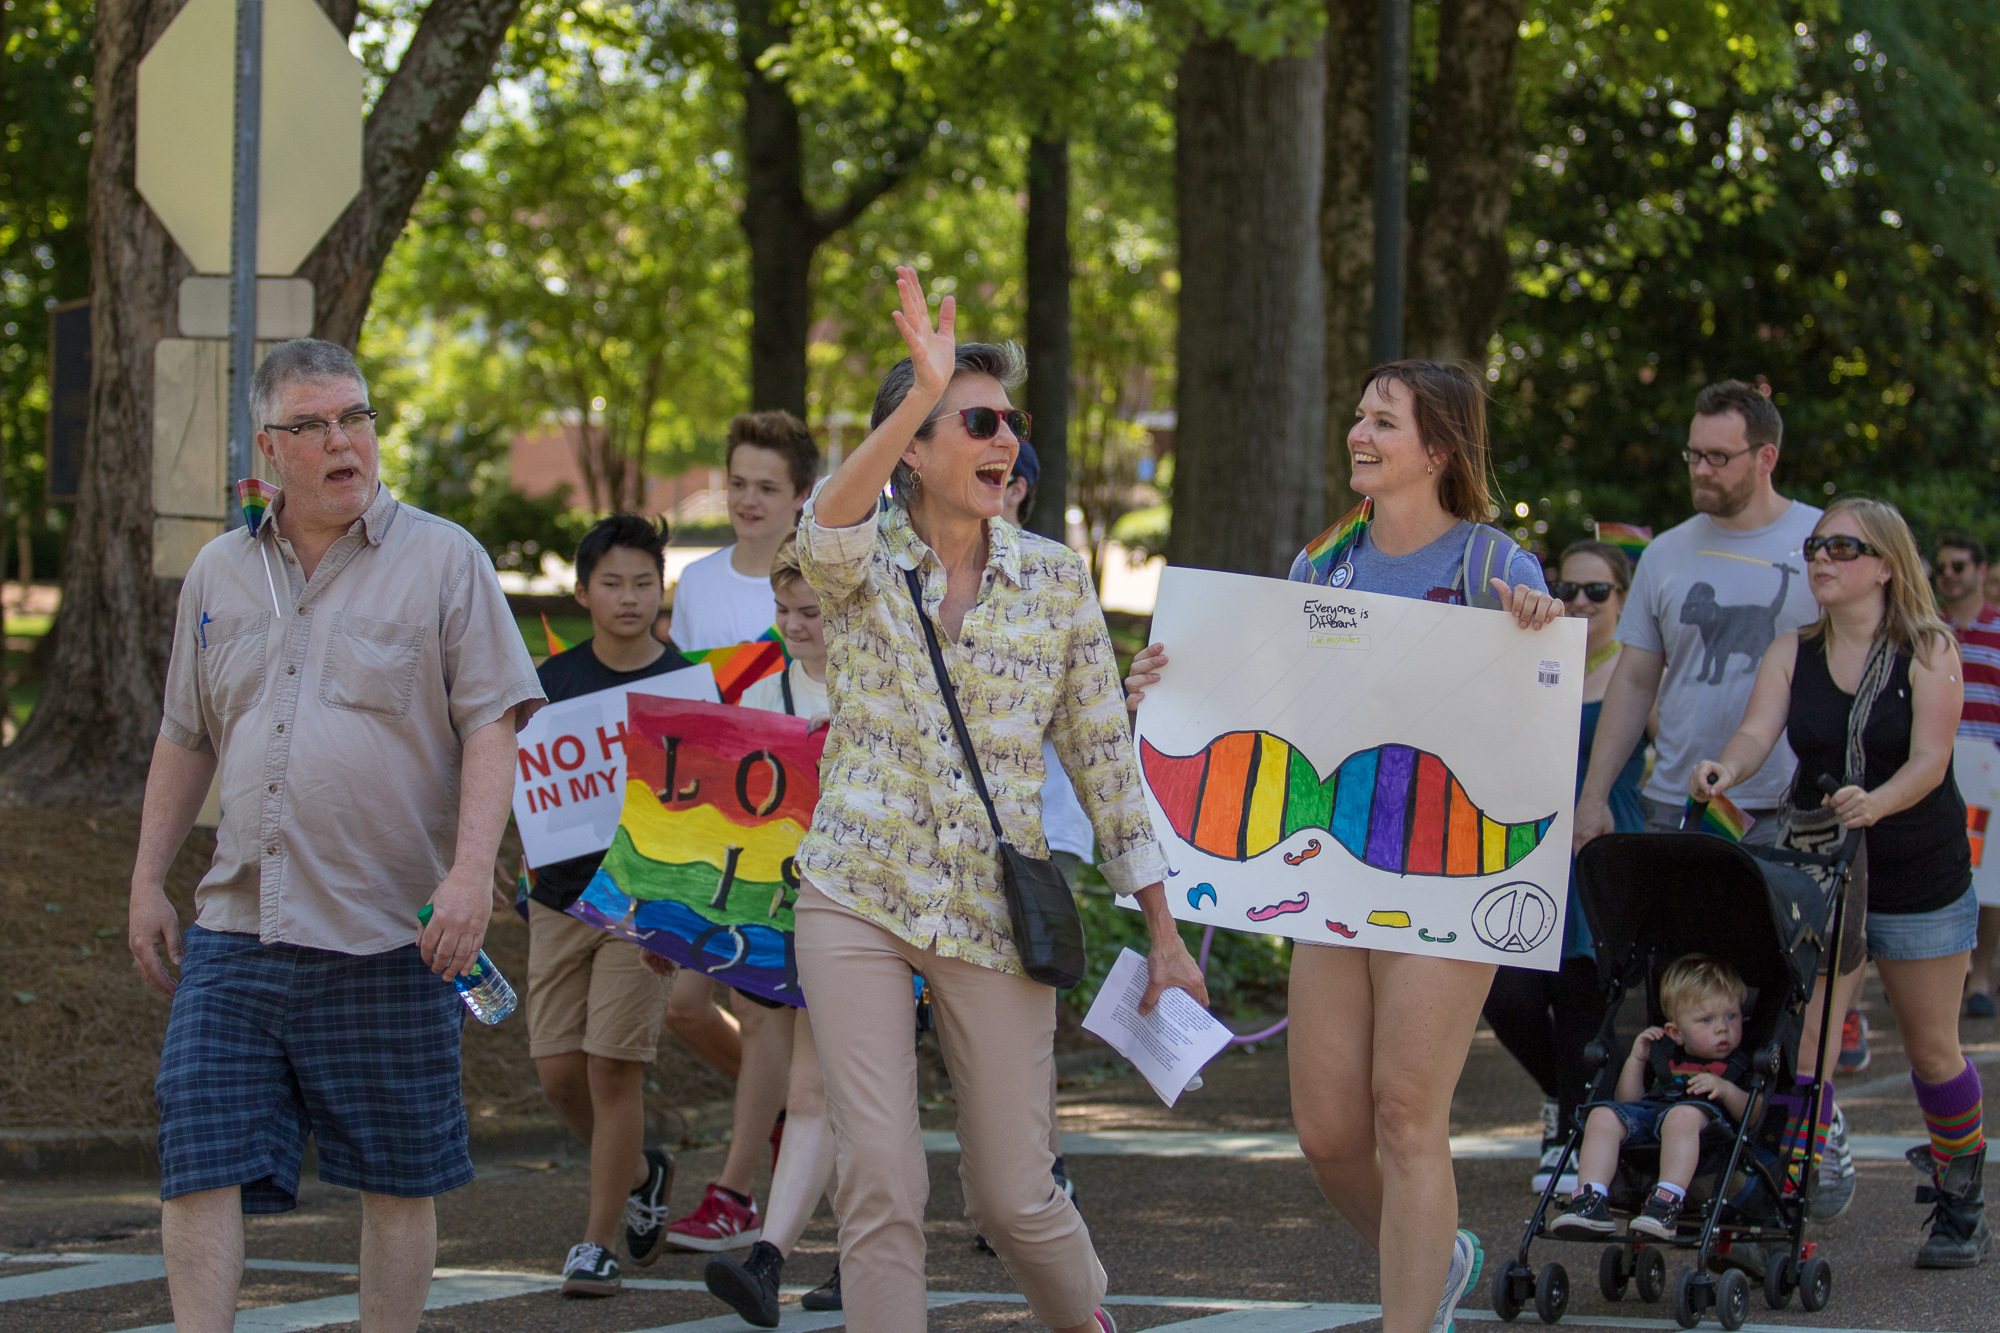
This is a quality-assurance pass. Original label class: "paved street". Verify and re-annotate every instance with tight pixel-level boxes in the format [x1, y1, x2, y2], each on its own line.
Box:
[3, 982, 1993, 1332]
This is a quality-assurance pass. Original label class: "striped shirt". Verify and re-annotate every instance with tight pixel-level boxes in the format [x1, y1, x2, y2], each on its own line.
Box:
[1952, 604, 2000, 740]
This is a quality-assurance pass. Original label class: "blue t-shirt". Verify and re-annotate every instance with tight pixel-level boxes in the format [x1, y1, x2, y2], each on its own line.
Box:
[1289, 520, 1548, 603]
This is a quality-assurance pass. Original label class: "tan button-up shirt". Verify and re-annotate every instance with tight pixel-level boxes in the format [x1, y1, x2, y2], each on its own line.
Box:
[796, 489, 1168, 977]
[160, 485, 544, 955]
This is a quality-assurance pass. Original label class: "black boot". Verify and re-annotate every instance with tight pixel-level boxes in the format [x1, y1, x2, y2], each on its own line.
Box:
[704, 1240, 784, 1327]
[801, 1260, 842, 1311]
[1910, 1144, 1991, 1269]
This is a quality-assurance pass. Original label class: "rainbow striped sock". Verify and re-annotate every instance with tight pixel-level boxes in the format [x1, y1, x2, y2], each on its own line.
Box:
[1913, 1060, 1985, 1162]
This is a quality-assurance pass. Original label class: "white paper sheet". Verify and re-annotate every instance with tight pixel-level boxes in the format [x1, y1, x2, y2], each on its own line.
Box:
[1952, 736, 2000, 906]
[512, 665, 719, 868]
[1081, 948, 1233, 1107]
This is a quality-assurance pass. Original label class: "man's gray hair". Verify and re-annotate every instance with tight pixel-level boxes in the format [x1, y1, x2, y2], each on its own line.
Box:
[868, 341, 1026, 506]
[250, 338, 368, 427]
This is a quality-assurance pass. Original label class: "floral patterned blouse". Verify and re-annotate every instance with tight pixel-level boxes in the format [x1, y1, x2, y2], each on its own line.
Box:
[796, 488, 1169, 977]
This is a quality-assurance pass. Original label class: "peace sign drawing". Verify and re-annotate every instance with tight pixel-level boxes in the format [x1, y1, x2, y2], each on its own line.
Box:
[1470, 881, 1560, 954]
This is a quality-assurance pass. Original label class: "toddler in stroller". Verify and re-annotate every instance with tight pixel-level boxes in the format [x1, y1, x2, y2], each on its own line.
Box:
[1551, 956, 1757, 1242]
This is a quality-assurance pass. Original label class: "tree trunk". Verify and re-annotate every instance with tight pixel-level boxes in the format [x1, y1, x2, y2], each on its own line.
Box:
[736, 0, 929, 418]
[1023, 133, 1071, 543]
[298, 0, 526, 346]
[0, 0, 527, 806]
[1168, 35, 1327, 578]
[1321, 0, 1375, 522]
[0, 0, 187, 806]
[1406, 0, 1523, 364]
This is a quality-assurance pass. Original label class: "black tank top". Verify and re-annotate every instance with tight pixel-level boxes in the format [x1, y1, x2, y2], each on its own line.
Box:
[1787, 635, 1970, 914]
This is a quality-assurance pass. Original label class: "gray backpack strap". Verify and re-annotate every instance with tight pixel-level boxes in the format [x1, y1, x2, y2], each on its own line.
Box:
[1460, 524, 1520, 612]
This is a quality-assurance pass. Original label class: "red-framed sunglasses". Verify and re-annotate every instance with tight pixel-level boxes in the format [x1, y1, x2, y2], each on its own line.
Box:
[926, 406, 1032, 442]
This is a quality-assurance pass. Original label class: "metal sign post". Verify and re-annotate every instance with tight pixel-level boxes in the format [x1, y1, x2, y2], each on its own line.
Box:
[1370, 0, 1410, 364]
[226, 0, 263, 528]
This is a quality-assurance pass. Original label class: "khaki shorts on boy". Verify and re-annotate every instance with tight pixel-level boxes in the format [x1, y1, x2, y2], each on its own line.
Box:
[527, 902, 670, 1062]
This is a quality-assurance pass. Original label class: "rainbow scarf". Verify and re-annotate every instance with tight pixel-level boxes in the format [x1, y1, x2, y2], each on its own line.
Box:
[1595, 521, 1652, 566]
[683, 627, 790, 705]
[1685, 792, 1755, 842]
[1301, 499, 1373, 585]
[237, 478, 280, 535]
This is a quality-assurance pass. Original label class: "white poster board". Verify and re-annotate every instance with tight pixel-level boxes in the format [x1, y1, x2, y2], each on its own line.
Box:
[513, 665, 719, 868]
[1953, 736, 2000, 907]
[1134, 567, 1586, 971]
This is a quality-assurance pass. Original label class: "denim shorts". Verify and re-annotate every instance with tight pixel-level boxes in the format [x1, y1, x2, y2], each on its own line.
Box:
[156, 925, 472, 1213]
[1588, 1098, 1732, 1147]
[1866, 885, 1981, 962]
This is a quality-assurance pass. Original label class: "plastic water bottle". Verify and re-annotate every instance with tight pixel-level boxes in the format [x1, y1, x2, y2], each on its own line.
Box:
[417, 904, 518, 1024]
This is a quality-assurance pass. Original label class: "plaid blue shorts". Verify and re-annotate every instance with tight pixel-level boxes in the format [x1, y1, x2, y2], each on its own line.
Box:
[156, 925, 472, 1213]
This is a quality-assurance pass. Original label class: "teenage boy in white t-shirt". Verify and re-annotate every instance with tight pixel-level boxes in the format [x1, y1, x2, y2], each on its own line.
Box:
[662, 411, 820, 1251]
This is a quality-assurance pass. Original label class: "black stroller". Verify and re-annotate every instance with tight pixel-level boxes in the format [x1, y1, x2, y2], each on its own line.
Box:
[1490, 807, 1858, 1330]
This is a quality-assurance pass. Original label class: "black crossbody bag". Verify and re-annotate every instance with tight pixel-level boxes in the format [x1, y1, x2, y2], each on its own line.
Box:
[902, 568, 1087, 988]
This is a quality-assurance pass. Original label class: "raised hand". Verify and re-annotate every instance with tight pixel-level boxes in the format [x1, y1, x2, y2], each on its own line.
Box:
[890, 264, 957, 401]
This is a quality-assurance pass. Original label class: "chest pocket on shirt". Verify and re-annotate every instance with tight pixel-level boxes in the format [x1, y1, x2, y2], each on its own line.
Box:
[200, 611, 270, 719]
[319, 611, 427, 718]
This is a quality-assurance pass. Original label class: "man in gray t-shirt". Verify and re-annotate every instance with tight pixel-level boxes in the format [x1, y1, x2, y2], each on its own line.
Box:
[1576, 381, 1821, 847]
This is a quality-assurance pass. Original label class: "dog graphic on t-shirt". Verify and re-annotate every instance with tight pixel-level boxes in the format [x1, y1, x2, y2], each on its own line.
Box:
[1679, 561, 1799, 684]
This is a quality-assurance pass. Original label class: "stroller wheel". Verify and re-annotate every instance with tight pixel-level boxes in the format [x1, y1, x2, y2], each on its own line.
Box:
[1534, 1262, 1570, 1323]
[1762, 1253, 1795, 1310]
[1597, 1246, 1629, 1301]
[1716, 1268, 1750, 1331]
[1635, 1246, 1667, 1303]
[1491, 1261, 1531, 1322]
[1670, 1268, 1707, 1329]
[1796, 1255, 1832, 1312]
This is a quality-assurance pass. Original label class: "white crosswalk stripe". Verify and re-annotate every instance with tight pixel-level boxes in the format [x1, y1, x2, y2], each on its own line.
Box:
[0, 1253, 165, 1302]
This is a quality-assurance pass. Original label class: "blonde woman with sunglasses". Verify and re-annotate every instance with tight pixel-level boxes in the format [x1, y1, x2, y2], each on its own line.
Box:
[1691, 498, 1988, 1268]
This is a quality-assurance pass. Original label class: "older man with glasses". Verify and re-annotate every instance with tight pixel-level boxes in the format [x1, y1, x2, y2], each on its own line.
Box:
[128, 338, 545, 1333]
[1571, 380, 1848, 1252]
[1933, 533, 2000, 1018]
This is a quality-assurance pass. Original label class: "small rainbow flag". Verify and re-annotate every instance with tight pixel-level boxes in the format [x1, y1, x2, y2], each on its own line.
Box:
[1596, 522, 1652, 565]
[684, 627, 790, 706]
[540, 614, 571, 657]
[1301, 498, 1373, 584]
[1685, 792, 1755, 842]
[237, 477, 279, 534]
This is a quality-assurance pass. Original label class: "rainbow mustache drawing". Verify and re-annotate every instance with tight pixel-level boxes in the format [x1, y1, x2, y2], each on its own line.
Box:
[1140, 733, 1554, 875]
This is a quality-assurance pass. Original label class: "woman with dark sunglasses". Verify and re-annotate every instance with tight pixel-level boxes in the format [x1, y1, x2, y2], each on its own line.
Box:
[786, 266, 1204, 1332]
[1691, 498, 1988, 1267]
[1483, 539, 1645, 1196]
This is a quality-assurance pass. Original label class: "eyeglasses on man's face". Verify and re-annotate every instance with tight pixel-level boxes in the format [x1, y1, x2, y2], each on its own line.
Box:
[264, 409, 379, 447]
[1681, 444, 1756, 470]
[1804, 534, 1882, 562]
[1937, 556, 1978, 576]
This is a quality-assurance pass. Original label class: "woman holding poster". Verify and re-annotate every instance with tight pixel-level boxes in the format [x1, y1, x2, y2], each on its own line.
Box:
[790, 266, 1204, 1333]
[1128, 361, 1562, 1333]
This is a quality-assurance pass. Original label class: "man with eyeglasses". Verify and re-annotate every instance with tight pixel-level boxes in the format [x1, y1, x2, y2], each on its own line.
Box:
[1572, 380, 1829, 1254]
[1934, 533, 2000, 1018]
[129, 338, 545, 1331]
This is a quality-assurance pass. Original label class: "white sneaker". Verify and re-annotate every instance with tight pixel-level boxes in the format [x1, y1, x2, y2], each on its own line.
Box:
[1429, 1229, 1484, 1333]
[1531, 1143, 1579, 1196]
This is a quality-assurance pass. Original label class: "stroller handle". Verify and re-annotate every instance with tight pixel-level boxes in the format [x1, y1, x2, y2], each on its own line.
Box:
[1683, 777, 1863, 868]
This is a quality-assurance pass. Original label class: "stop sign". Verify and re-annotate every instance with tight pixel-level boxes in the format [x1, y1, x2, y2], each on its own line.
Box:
[136, 0, 363, 275]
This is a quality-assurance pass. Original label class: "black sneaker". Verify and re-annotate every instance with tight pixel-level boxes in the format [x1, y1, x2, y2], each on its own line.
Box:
[801, 1260, 842, 1311]
[561, 1241, 621, 1297]
[623, 1147, 676, 1267]
[1549, 1188, 1616, 1240]
[704, 1240, 783, 1327]
[1629, 1186, 1684, 1240]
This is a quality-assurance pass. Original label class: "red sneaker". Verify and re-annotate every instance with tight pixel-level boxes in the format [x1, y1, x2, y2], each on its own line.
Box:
[1837, 1010, 1871, 1074]
[667, 1183, 762, 1252]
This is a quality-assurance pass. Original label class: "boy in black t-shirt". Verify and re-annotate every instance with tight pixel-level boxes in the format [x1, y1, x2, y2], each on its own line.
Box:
[1551, 955, 1757, 1241]
[527, 516, 693, 1296]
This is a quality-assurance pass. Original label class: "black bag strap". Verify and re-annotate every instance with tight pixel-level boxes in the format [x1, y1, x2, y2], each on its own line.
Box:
[779, 665, 795, 716]
[902, 567, 1007, 844]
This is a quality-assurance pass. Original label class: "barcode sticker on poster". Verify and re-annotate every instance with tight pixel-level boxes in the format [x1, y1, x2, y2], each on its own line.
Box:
[1537, 660, 1562, 688]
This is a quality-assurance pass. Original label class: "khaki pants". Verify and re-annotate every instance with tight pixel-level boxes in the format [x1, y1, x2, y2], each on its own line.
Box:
[795, 880, 1103, 1332]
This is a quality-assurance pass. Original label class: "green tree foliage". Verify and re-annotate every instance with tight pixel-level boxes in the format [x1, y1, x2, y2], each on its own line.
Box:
[1488, 2, 2000, 554]
[368, 51, 748, 518]
[0, 0, 91, 570]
